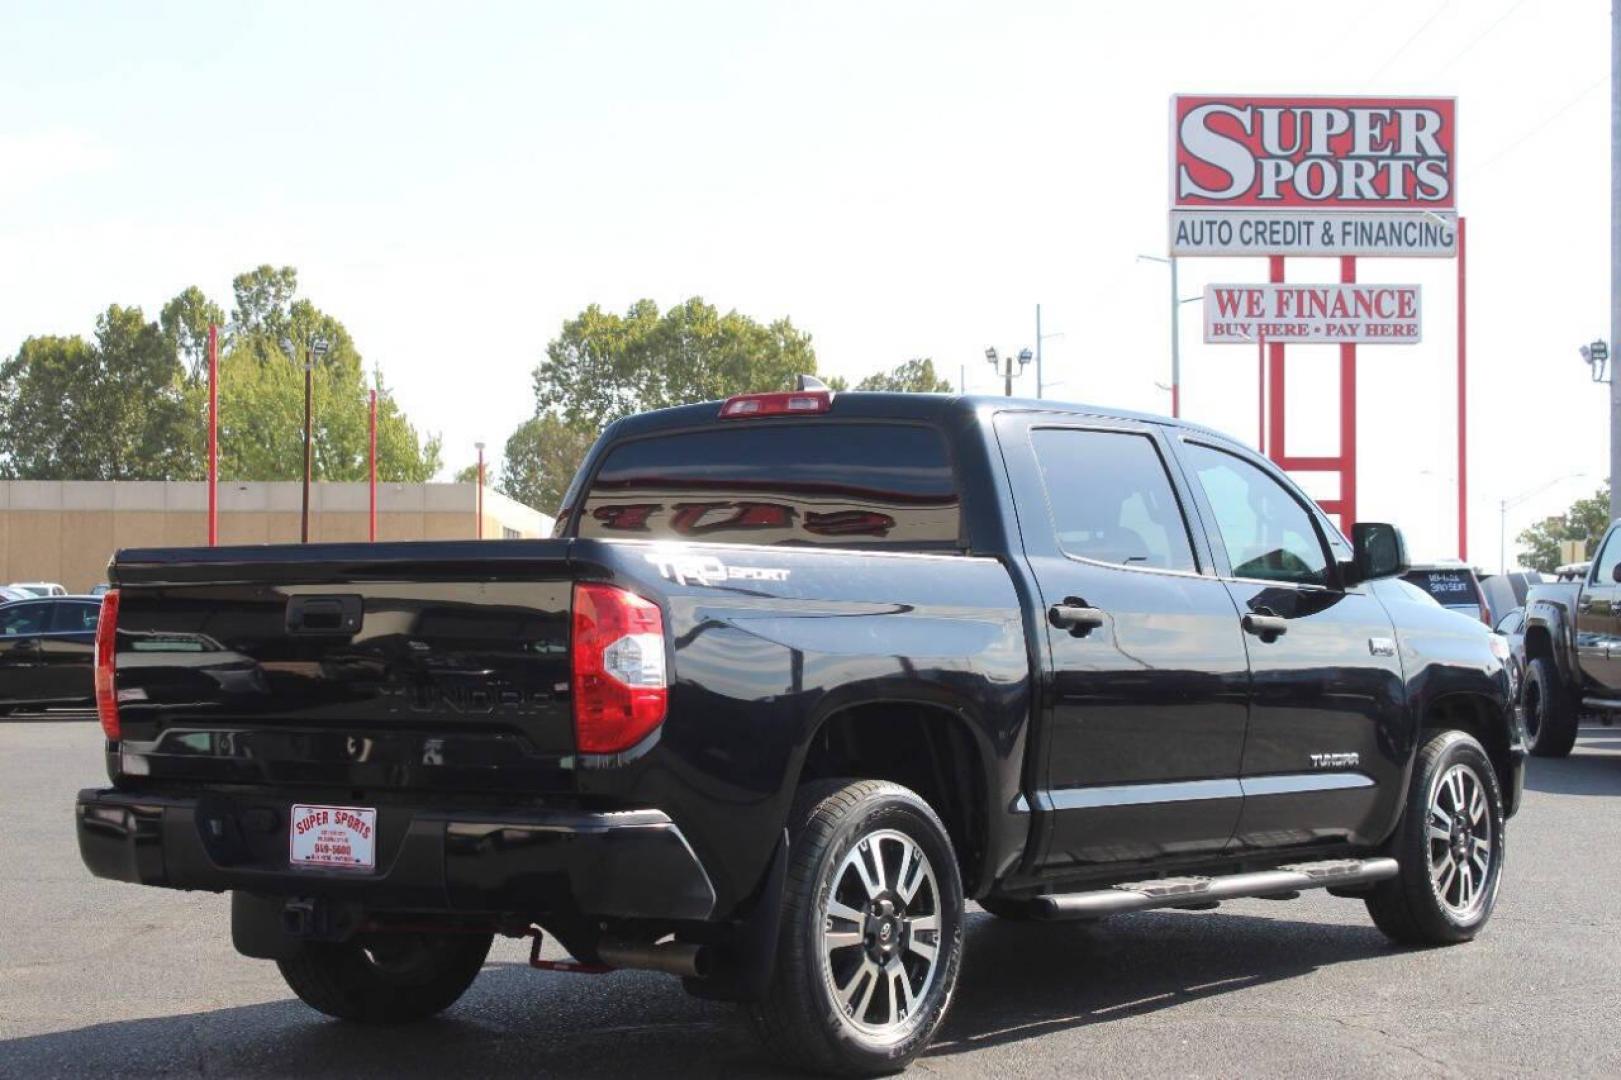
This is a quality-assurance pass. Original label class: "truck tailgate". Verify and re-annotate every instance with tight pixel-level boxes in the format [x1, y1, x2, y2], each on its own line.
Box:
[108, 540, 577, 796]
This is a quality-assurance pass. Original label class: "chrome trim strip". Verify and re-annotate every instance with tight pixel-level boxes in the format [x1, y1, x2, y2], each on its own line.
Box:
[1240, 772, 1374, 797]
[1046, 778, 1241, 811]
[1040, 771, 1372, 813]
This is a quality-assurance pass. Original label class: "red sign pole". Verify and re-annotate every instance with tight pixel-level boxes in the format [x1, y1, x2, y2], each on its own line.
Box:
[1267, 256, 1286, 464]
[1457, 216, 1469, 561]
[1340, 255, 1358, 531]
[207, 323, 219, 547]
[368, 390, 378, 542]
[1256, 332, 1266, 454]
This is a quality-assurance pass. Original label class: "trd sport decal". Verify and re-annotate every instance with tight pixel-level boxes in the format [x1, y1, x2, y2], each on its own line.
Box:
[643, 552, 791, 588]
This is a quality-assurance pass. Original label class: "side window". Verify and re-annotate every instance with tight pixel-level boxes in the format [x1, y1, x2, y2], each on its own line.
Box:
[1029, 428, 1198, 572]
[50, 602, 99, 633]
[1593, 529, 1621, 587]
[1183, 442, 1332, 586]
[0, 603, 48, 637]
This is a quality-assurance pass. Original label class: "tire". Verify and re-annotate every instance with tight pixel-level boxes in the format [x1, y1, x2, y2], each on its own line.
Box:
[276, 931, 492, 1024]
[1365, 730, 1506, 946]
[1523, 656, 1578, 758]
[976, 895, 1045, 921]
[748, 779, 965, 1077]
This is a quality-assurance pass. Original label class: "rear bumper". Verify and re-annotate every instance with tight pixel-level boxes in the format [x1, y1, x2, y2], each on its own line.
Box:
[76, 788, 717, 921]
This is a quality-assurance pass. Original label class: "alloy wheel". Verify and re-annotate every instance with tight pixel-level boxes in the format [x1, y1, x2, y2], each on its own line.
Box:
[1426, 762, 1495, 920]
[819, 828, 942, 1039]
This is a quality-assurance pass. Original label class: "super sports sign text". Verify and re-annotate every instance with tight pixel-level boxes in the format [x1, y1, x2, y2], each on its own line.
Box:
[1173, 95, 1455, 209]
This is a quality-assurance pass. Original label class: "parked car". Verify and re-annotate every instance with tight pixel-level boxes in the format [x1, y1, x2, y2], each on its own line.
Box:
[7, 581, 68, 597]
[1402, 561, 1492, 624]
[87, 583, 111, 596]
[1521, 522, 1621, 756]
[0, 595, 101, 717]
[77, 389, 1523, 1075]
[0, 585, 31, 603]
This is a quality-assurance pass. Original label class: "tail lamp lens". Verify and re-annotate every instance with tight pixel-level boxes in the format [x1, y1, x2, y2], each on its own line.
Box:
[571, 582, 668, 754]
[94, 589, 120, 740]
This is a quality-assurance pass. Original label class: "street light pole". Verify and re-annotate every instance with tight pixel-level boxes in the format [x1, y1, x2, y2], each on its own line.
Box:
[1169, 258, 1181, 418]
[1136, 254, 1184, 418]
[1613, 0, 1621, 522]
[985, 347, 1032, 397]
[292, 338, 328, 544]
[1499, 472, 1589, 575]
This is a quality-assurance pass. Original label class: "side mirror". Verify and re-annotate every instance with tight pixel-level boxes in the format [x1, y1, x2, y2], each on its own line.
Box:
[1611, 562, 1621, 584]
[1348, 522, 1410, 585]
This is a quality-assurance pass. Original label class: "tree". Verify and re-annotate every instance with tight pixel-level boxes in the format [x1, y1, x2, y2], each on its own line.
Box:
[159, 286, 226, 377]
[229, 265, 300, 342]
[205, 268, 441, 483]
[532, 298, 818, 429]
[1517, 486, 1613, 572]
[0, 306, 203, 480]
[851, 357, 954, 393]
[498, 413, 597, 516]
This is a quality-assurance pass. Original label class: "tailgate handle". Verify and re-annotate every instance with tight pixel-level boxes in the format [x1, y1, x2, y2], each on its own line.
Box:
[286, 595, 364, 636]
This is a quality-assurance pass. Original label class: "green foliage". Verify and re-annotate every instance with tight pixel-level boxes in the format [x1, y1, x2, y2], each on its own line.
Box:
[159, 286, 226, 377]
[453, 463, 481, 483]
[0, 268, 441, 484]
[0, 306, 203, 480]
[1516, 486, 1613, 572]
[216, 350, 440, 484]
[532, 297, 818, 428]
[851, 357, 955, 393]
[498, 413, 597, 516]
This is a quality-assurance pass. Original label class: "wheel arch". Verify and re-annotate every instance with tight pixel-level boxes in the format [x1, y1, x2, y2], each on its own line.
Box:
[1423, 691, 1520, 817]
[795, 700, 996, 896]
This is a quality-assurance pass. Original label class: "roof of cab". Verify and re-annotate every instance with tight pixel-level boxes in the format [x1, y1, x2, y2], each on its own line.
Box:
[601, 390, 1236, 446]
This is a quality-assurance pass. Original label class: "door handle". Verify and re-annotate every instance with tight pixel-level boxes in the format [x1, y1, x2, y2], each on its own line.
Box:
[8, 638, 42, 653]
[1242, 613, 1289, 641]
[1049, 603, 1106, 637]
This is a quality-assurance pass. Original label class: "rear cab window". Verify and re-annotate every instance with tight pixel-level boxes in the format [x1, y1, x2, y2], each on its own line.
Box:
[574, 422, 962, 550]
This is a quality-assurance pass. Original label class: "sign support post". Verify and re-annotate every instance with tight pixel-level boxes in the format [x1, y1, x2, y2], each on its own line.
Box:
[1172, 94, 1457, 539]
[207, 323, 218, 547]
[1457, 216, 1468, 560]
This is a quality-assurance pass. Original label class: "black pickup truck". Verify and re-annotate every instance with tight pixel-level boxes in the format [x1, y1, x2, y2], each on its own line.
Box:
[1520, 518, 1621, 756]
[77, 388, 1524, 1075]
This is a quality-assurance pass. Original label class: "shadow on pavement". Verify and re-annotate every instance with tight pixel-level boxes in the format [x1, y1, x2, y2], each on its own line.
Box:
[0, 908, 1398, 1077]
[1525, 732, 1621, 798]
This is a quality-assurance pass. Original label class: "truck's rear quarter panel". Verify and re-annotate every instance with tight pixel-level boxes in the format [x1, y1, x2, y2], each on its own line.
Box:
[576, 538, 1032, 911]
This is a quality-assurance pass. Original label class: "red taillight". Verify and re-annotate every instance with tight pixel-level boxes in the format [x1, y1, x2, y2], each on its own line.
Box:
[571, 583, 668, 754]
[719, 390, 831, 418]
[94, 589, 120, 740]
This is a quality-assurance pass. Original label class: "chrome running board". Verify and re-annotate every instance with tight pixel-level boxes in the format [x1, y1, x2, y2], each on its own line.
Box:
[1033, 857, 1399, 920]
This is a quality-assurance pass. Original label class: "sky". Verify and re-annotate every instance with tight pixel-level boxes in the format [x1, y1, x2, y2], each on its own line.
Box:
[0, 0, 1611, 568]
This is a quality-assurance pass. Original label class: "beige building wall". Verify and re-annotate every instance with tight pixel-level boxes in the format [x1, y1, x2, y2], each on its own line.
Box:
[0, 482, 554, 593]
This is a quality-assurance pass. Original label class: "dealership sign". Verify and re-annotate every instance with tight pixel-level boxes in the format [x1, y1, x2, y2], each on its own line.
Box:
[1170, 95, 1457, 256]
[1202, 283, 1422, 344]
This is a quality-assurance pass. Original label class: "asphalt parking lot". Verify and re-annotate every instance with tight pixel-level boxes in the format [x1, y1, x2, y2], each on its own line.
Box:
[3, 722, 1619, 1079]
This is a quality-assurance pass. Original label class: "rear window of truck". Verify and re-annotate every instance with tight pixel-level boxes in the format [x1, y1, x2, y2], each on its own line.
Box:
[1402, 569, 1483, 611]
[576, 423, 962, 549]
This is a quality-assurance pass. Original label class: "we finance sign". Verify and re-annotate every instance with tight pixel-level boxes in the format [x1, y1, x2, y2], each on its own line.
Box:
[1170, 95, 1458, 257]
[1203, 283, 1422, 345]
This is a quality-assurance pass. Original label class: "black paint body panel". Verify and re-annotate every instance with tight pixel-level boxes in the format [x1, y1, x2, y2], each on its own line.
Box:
[83, 393, 1522, 926]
